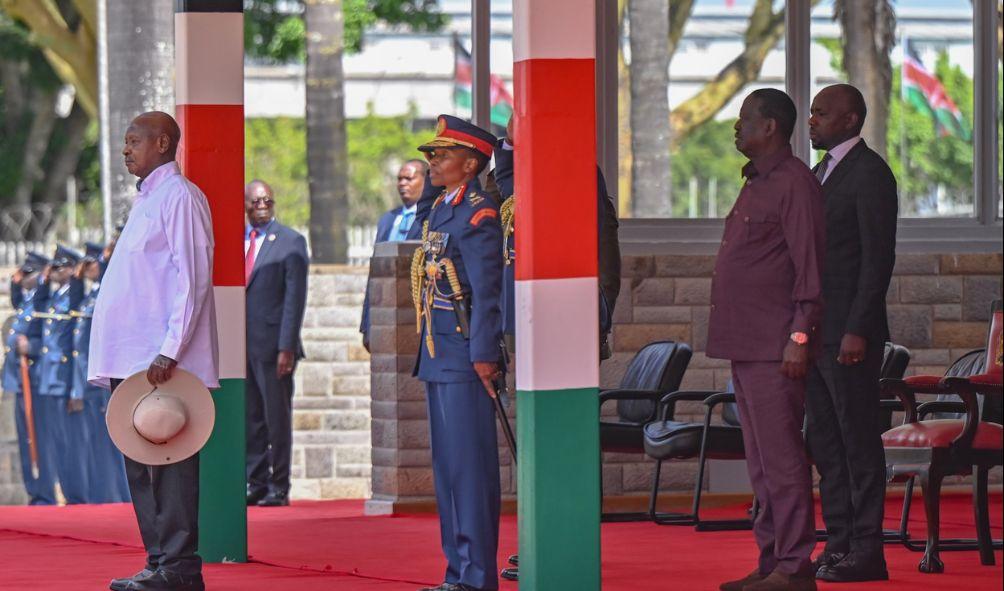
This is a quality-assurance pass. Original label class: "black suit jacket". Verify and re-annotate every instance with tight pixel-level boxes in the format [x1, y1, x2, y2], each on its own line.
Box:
[246, 221, 309, 361]
[815, 139, 898, 346]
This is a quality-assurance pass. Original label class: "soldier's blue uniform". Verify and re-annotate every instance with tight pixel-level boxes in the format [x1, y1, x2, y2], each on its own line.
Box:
[3, 253, 58, 504]
[38, 245, 88, 503]
[412, 115, 504, 591]
[72, 243, 130, 503]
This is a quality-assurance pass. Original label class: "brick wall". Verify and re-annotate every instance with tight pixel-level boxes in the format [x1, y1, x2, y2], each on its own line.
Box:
[367, 249, 1002, 510]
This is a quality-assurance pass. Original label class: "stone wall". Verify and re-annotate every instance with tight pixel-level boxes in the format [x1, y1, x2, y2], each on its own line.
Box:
[0, 265, 374, 504]
[367, 249, 1002, 511]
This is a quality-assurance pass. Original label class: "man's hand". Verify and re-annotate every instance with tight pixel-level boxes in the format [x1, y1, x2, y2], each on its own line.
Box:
[74, 262, 86, 280]
[781, 340, 809, 380]
[837, 333, 867, 366]
[15, 335, 29, 357]
[474, 361, 501, 399]
[41, 264, 52, 283]
[12, 269, 23, 285]
[67, 398, 84, 413]
[277, 350, 295, 378]
[505, 115, 514, 146]
[146, 354, 177, 385]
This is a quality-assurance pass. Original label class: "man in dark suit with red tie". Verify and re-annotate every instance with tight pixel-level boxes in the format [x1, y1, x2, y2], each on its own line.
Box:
[805, 84, 898, 583]
[244, 179, 309, 507]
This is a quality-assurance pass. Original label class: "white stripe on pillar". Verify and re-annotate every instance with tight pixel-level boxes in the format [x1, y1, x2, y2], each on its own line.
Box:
[513, 0, 596, 62]
[214, 285, 246, 380]
[515, 277, 600, 392]
[175, 12, 244, 106]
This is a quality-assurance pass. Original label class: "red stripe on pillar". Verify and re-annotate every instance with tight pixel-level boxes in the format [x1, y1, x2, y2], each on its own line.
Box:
[513, 58, 597, 281]
[176, 103, 245, 287]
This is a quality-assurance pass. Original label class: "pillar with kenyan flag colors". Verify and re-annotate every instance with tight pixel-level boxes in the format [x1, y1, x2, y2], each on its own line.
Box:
[174, 0, 247, 563]
[512, 1, 601, 589]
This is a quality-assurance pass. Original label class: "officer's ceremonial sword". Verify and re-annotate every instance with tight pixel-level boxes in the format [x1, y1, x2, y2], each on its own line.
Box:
[19, 354, 40, 479]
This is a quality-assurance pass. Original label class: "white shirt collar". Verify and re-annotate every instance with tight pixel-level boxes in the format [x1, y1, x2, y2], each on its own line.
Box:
[825, 136, 861, 168]
[137, 161, 180, 196]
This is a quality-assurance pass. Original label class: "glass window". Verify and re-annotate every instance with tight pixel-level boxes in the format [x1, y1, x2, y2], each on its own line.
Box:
[618, 0, 787, 219]
[811, 0, 976, 218]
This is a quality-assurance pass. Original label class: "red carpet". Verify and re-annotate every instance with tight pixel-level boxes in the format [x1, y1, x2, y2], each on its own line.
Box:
[0, 494, 1000, 590]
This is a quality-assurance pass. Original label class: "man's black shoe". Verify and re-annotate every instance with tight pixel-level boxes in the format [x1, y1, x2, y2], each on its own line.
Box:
[417, 584, 460, 591]
[246, 487, 268, 506]
[811, 551, 846, 574]
[507, 554, 518, 566]
[816, 552, 888, 583]
[257, 491, 290, 507]
[119, 569, 205, 591]
[109, 568, 156, 591]
[500, 567, 518, 581]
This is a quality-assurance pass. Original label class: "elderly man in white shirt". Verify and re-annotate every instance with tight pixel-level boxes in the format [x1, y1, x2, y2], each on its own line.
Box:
[89, 111, 217, 591]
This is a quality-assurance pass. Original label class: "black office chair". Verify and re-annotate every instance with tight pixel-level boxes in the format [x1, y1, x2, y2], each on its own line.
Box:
[599, 340, 692, 522]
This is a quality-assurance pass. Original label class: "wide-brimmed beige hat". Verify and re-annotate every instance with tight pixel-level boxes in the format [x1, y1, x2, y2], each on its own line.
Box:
[106, 369, 215, 465]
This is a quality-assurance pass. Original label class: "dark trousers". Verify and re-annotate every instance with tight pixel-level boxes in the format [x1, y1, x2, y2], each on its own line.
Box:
[111, 378, 201, 576]
[806, 343, 886, 556]
[732, 361, 816, 576]
[85, 391, 130, 503]
[54, 396, 91, 504]
[13, 387, 58, 505]
[426, 380, 501, 591]
[245, 355, 294, 495]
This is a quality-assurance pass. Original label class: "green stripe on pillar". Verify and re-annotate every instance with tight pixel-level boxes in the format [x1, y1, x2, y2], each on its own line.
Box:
[198, 377, 247, 562]
[517, 387, 600, 590]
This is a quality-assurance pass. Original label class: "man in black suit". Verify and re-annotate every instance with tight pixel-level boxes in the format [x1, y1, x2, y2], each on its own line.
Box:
[805, 84, 898, 583]
[244, 179, 309, 507]
[359, 160, 427, 351]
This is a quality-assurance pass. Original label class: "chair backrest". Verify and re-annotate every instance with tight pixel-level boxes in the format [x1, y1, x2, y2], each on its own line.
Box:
[983, 300, 1002, 380]
[932, 349, 988, 420]
[616, 340, 692, 423]
[881, 342, 911, 381]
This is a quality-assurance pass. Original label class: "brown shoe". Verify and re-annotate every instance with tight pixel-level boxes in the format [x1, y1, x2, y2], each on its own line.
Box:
[743, 570, 816, 591]
[719, 569, 766, 591]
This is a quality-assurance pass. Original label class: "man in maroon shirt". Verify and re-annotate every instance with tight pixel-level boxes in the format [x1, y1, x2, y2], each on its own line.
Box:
[709, 88, 825, 591]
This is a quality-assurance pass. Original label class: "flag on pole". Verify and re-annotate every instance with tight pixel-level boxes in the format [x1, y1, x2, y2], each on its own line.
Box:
[902, 40, 970, 140]
[453, 36, 514, 127]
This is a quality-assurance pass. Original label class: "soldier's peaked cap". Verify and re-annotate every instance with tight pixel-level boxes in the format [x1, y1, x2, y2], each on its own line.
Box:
[418, 115, 496, 160]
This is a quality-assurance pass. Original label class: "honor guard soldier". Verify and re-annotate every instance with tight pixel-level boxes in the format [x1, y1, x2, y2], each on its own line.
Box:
[72, 242, 130, 503]
[38, 245, 89, 503]
[411, 115, 505, 591]
[4, 252, 58, 504]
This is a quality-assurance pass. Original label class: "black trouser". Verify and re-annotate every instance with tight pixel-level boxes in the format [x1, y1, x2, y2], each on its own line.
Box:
[111, 378, 201, 576]
[245, 355, 294, 496]
[805, 343, 887, 556]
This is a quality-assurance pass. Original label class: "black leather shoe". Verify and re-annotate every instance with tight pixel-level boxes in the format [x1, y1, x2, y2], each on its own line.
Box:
[816, 551, 888, 583]
[257, 491, 289, 507]
[417, 584, 460, 591]
[500, 567, 518, 581]
[811, 551, 846, 573]
[109, 568, 156, 591]
[507, 554, 518, 566]
[246, 487, 268, 506]
[119, 570, 204, 591]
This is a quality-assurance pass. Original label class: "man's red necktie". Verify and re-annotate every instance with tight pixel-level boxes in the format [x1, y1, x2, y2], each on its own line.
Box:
[245, 229, 258, 284]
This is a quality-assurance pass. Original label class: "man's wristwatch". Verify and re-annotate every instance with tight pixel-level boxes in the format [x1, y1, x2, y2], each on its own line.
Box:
[789, 332, 809, 345]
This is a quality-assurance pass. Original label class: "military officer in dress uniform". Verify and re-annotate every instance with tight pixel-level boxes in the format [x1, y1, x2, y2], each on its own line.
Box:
[72, 242, 130, 503]
[4, 252, 58, 504]
[38, 245, 88, 503]
[411, 115, 505, 591]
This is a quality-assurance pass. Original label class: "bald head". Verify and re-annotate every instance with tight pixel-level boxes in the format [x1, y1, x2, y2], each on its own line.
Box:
[245, 179, 276, 226]
[123, 111, 181, 180]
[809, 84, 867, 151]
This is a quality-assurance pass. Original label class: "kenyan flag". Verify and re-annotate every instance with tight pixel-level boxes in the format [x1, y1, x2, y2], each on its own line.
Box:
[902, 41, 971, 141]
[454, 37, 514, 127]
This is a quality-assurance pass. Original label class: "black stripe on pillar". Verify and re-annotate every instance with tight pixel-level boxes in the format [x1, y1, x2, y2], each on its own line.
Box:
[175, 0, 243, 13]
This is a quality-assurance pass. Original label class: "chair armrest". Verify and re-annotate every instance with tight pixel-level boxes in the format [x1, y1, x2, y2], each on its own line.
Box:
[656, 390, 725, 421]
[878, 399, 906, 411]
[880, 379, 918, 424]
[917, 400, 967, 419]
[598, 388, 661, 405]
[703, 391, 736, 408]
[935, 377, 982, 449]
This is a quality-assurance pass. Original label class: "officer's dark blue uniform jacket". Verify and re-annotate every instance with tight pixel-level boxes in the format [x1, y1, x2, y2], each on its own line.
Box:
[71, 283, 104, 399]
[38, 279, 84, 397]
[413, 178, 504, 383]
[3, 282, 48, 393]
